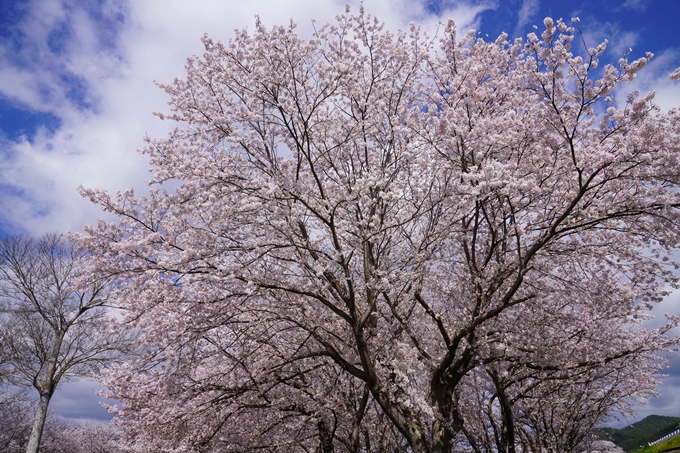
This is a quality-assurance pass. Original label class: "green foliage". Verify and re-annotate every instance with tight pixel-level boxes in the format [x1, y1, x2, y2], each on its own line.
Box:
[633, 434, 680, 453]
[595, 416, 680, 452]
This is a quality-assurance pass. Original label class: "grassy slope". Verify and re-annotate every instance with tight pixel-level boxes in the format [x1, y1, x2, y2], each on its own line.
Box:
[595, 415, 680, 452]
[633, 434, 680, 453]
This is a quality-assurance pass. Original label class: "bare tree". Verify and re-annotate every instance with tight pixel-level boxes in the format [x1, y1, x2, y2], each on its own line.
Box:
[0, 234, 134, 453]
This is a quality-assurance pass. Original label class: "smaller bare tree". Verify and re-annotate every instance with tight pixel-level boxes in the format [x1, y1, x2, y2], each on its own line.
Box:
[0, 234, 134, 453]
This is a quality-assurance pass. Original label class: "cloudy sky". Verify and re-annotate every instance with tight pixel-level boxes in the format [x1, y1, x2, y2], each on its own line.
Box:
[2, 0, 680, 429]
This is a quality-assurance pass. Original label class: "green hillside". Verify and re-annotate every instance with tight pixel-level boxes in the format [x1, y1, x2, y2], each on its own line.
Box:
[634, 434, 680, 453]
[595, 415, 680, 452]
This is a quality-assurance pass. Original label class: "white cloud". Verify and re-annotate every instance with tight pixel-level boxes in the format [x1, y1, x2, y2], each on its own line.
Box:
[580, 21, 640, 59]
[613, 48, 680, 113]
[409, 0, 496, 37]
[514, 0, 539, 38]
[621, 0, 648, 12]
[0, 0, 495, 236]
[571, 19, 676, 123]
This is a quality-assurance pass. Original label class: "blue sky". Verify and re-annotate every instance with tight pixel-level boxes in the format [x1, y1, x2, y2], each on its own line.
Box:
[1, 0, 679, 429]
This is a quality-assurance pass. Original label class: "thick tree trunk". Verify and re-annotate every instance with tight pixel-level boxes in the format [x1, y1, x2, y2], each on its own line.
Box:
[25, 392, 51, 453]
[431, 394, 460, 453]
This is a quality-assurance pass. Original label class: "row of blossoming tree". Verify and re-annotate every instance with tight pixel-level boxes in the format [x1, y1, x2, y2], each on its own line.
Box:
[0, 392, 125, 453]
[76, 8, 680, 453]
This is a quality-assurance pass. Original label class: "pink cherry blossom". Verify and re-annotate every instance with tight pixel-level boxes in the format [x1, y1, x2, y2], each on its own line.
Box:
[77, 9, 680, 453]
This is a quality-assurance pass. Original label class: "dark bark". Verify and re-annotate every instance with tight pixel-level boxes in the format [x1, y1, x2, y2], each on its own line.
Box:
[350, 386, 370, 453]
[318, 419, 335, 453]
[489, 369, 516, 453]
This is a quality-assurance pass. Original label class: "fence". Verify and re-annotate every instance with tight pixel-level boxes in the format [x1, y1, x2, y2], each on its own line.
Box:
[648, 429, 680, 447]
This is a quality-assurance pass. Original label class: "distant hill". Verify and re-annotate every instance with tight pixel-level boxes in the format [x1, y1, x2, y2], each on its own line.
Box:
[595, 415, 680, 452]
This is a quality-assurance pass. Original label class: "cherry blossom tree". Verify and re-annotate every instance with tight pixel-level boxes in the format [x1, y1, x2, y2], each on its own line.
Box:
[39, 421, 128, 453]
[451, 283, 669, 453]
[0, 405, 127, 453]
[0, 234, 135, 453]
[578, 440, 624, 453]
[79, 9, 680, 453]
[456, 351, 661, 453]
[0, 391, 34, 453]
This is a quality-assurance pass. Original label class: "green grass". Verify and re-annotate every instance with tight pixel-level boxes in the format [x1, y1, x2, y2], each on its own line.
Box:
[594, 415, 680, 452]
[633, 433, 680, 453]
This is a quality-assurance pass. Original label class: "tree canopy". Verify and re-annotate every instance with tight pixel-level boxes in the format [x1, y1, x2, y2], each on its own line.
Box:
[78, 9, 680, 453]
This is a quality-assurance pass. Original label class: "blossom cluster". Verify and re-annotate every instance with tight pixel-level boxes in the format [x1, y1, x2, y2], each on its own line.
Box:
[77, 8, 680, 453]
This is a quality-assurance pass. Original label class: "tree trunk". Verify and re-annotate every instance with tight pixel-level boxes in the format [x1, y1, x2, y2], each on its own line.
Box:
[490, 370, 516, 453]
[25, 331, 63, 453]
[431, 381, 455, 453]
[318, 420, 334, 453]
[349, 386, 369, 453]
[25, 392, 51, 453]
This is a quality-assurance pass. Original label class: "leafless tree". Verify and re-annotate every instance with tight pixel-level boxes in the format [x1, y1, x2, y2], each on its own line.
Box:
[0, 234, 134, 453]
